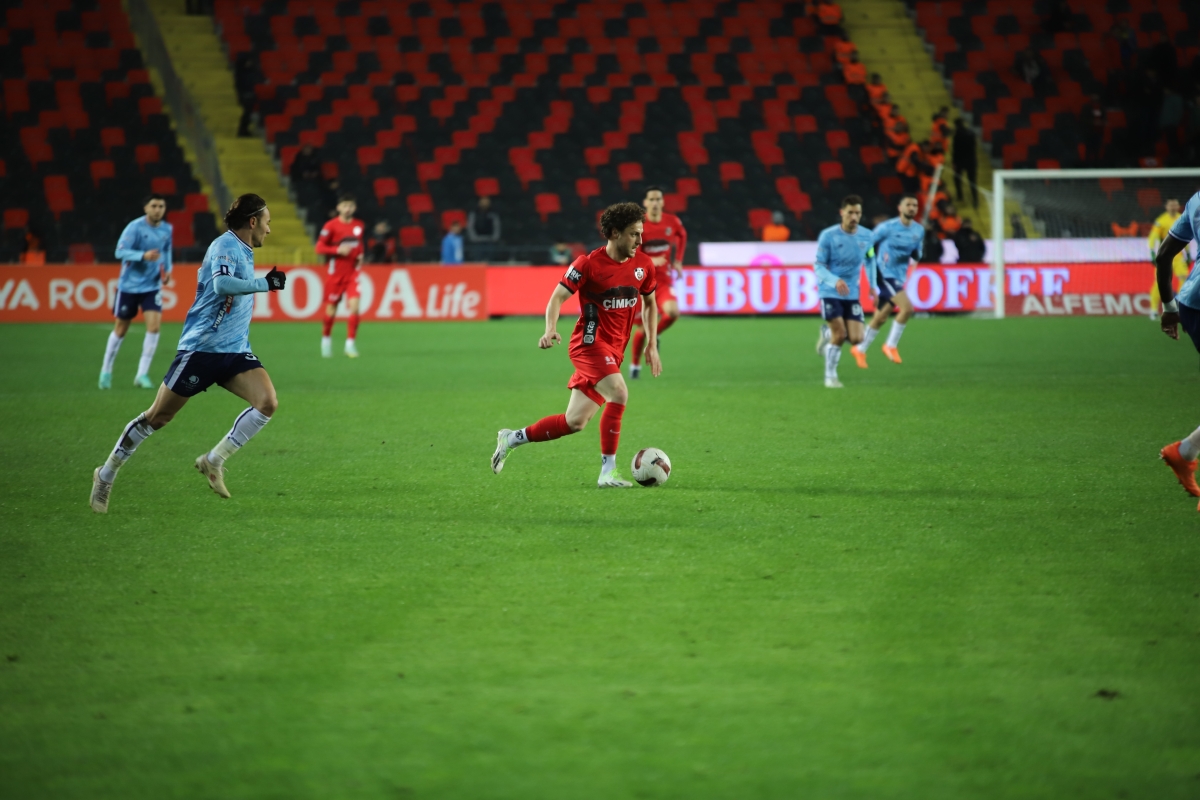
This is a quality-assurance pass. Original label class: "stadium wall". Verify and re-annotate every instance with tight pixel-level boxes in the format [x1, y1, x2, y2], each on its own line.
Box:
[0, 264, 1152, 322]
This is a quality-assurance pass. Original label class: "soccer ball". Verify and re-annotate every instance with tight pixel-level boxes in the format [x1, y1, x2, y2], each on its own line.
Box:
[631, 447, 672, 487]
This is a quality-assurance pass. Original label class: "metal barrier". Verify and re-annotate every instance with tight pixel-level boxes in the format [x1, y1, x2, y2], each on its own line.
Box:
[126, 0, 232, 215]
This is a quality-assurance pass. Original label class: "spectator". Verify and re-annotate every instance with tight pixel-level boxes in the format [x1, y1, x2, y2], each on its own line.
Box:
[1015, 49, 1048, 91]
[930, 109, 950, 152]
[441, 221, 464, 265]
[953, 219, 986, 263]
[1106, 17, 1137, 69]
[20, 230, 45, 265]
[920, 226, 943, 263]
[762, 211, 790, 242]
[896, 138, 923, 194]
[234, 51, 260, 138]
[1081, 95, 1106, 164]
[467, 196, 501, 261]
[290, 144, 322, 187]
[1010, 214, 1027, 239]
[865, 73, 887, 104]
[842, 52, 867, 85]
[367, 220, 396, 263]
[937, 201, 963, 238]
[952, 119, 978, 207]
[548, 242, 573, 266]
[815, 0, 843, 30]
[833, 32, 856, 65]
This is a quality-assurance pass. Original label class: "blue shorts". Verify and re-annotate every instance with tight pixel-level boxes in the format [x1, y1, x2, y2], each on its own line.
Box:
[163, 350, 264, 397]
[1180, 303, 1200, 353]
[114, 289, 162, 319]
[877, 276, 906, 306]
[821, 297, 864, 323]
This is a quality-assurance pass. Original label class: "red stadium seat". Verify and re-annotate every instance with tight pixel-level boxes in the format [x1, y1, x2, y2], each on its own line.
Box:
[4, 209, 30, 230]
[357, 145, 383, 174]
[663, 192, 688, 213]
[747, 208, 773, 236]
[137, 96, 162, 123]
[150, 176, 177, 196]
[676, 177, 701, 198]
[859, 146, 885, 171]
[617, 162, 643, 190]
[43, 175, 74, 218]
[514, 161, 543, 190]
[373, 177, 399, 205]
[818, 161, 844, 188]
[441, 209, 467, 230]
[1099, 177, 1124, 200]
[825, 130, 850, 156]
[68, 243, 96, 264]
[399, 225, 426, 248]
[90, 160, 115, 188]
[407, 193, 435, 222]
[416, 162, 443, 191]
[1137, 188, 1162, 212]
[576, 177, 601, 206]
[878, 176, 903, 198]
[185, 193, 210, 213]
[719, 161, 745, 189]
[99, 127, 125, 154]
[535, 192, 561, 223]
[474, 177, 500, 197]
[584, 146, 610, 172]
[134, 144, 160, 171]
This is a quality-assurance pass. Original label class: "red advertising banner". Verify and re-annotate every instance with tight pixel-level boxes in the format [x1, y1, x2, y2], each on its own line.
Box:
[1001, 262, 1153, 316]
[486, 266, 579, 316]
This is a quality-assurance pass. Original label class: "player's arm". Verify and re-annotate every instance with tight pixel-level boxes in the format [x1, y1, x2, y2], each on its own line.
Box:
[314, 224, 340, 256]
[539, 283, 573, 349]
[673, 221, 687, 277]
[641, 290, 662, 377]
[212, 258, 286, 295]
[114, 221, 145, 263]
[814, 236, 848, 296]
[160, 232, 174, 285]
[1155, 234, 1189, 339]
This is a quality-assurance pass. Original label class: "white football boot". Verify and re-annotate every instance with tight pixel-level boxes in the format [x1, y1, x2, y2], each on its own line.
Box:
[90, 468, 112, 513]
[492, 429, 513, 474]
[195, 453, 231, 498]
[824, 377, 844, 389]
[321, 337, 333, 358]
[597, 470, 633, 488]
[344, 339, 359, 358]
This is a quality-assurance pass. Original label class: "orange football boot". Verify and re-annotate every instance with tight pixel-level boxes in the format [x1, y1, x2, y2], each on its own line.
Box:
[1160, 441, 1200, 497]
[882, 344, 902, 363]
[850, 345, 868, 368]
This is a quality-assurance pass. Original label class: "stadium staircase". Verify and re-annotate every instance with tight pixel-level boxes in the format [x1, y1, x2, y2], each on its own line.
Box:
[840, 0, 998, 237]
[147, 0, 314, 265]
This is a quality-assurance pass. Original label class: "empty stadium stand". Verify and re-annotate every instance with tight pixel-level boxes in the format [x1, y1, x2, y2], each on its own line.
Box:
[214, 0, 906, 259]
[0, 0, 216, 263]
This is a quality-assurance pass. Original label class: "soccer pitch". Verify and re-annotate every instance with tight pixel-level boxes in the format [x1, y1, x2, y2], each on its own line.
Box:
[1, 315, 1198, 798]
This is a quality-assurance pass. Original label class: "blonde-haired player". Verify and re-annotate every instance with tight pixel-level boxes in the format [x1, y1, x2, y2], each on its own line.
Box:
[1148, 197, 1192, 319]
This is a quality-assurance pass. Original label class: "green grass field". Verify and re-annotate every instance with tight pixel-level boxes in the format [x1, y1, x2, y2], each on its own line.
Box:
[2, 315, 1199, 799]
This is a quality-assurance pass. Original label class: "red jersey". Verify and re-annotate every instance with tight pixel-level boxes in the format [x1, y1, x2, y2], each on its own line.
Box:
[560, 246, 657, 360]
[640, 213, 687, 283]
[316, 217, 365, 274]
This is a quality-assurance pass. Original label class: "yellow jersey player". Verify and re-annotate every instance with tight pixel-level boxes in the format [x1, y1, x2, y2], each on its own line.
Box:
[1148, 197, 1192, 319]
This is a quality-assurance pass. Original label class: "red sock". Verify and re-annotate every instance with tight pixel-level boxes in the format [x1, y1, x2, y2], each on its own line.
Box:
[525, 414, 573, 442]
[347, 313, 359, 339]
[600, 402, 625, 456]
[657, 314, 676, 335]
[631, 329, 646, 365]
[321, 315, 334, 336]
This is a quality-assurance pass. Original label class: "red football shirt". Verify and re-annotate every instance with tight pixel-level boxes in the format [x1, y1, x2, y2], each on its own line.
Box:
[316, 217, 365, 274]
[560, 245, 657, 360]
[640, 212, 687, 284]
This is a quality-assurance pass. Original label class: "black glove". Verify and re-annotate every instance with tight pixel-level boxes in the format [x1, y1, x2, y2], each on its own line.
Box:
[265, 267, 286, 291]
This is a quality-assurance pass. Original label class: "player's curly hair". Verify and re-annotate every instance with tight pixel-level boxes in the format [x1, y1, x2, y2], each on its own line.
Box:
[599, 201, 645, 239]
[224, 193, 268, 230]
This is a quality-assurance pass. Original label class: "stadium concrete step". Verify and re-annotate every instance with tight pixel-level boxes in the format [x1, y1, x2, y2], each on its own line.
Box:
[144, 0, 316, 265]
[840, 0, 1033, 239]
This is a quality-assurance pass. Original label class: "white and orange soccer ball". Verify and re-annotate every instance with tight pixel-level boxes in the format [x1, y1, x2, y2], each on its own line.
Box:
[631, 447, 672, 487]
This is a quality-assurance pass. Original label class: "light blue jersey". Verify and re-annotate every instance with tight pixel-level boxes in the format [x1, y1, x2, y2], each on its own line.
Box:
[115, 216, 173, 293]
[870, 216, 924, 287]
[1168, 192, 1200, 309]
[177, 231, 268, 353]
[814, 223, 874, 300]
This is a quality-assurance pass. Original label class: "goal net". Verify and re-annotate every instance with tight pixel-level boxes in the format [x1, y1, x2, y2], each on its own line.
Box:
[990, 168, 1200, 319]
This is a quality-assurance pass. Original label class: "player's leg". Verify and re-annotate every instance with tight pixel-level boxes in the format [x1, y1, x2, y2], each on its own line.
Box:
[1161, 304, 1200, 502]
[824, 312, 848, 388]
[592, 372, 631, 487]
[344, 294, 361, 358]
[854, 292, 892, 367]
[90, 383, 190, 512]
[657, 297, 679, 342]
[134, 306, 163, 388]
[196, 366, 279, 497]
[321, 299, 338, 357]
[1149, 270, 1161, 320]
[493, 388, 602, 474]
[883, 290, 914, 363]
[100, 299, 134, 389]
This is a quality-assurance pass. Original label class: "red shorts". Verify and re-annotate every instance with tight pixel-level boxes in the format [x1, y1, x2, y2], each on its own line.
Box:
[566, 348, 623, 406]
[324, 269, 360, 304]
[656, 282, 676, 306]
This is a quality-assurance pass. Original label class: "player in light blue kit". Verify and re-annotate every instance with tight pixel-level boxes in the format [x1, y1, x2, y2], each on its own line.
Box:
[90, 194, 288, 513]
[1151, 190, 1200, 511]
[852, 193, 924, 368]
[99, 194, 174, 390]
[813, 194, 873, 388]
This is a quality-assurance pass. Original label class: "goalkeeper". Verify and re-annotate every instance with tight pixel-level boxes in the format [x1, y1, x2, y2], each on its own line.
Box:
[1148, 197, 1192, 318]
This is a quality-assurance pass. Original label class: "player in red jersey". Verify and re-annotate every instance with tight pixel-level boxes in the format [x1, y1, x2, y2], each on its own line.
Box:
[316, 194, 365, 358]
[629, 185, 686, 379]
[492, 202, 662, 488]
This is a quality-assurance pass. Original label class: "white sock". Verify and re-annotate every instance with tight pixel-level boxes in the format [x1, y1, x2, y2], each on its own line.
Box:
[860, 326, 880, 351]
[102, 333, 124, 373]
[136, 331, 159, 377]
[507, 428, 530, 448]
[600, 454, 616, 476]
[886, 321, 907, 348]
[824, 343, 842, 379]
[99, 414, 155, 482]
[208, 407, 271, 467]
[1180, 426, 1200, 460]
[322, 335, 332, 346]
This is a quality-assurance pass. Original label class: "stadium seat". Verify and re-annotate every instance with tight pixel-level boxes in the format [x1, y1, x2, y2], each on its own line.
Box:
[374, 177, 399, 205]
[399, 225, 426, 248]
[617, 162, 644, 190]
[474, 177, 500, 198]
[68, 243, 96, 264]
[1137, 188, 1162, 212]
[575, 177, 601, 207]
[441, 209, 467, 230]
[534, 192, 561, 223]
[4, 209, 29, 231]
[151, 176, 177, 197]
[90, 160, 116, 188]
[134, 144, 160, 171]
[357, 146, 383, 174]
[818, 161, 844, 188]
[407, 193, 435, 222]
[43, 175, 74, 218]
[748, 208, 773, 236]
[719, 161, 745, 189]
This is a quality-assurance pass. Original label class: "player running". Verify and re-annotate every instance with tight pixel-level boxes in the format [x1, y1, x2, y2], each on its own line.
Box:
[629, 185, 685, 379]
[89, 194, 287, 513]
[1148, 197, 1192, 320]
[1153, 191, 1200, 511]
[99, 194, 173, 390]
[852, 194, 923, 367]
[814, 195, 873, 388]
[316, 194, 365, 358]
[492, 202, 661, 488]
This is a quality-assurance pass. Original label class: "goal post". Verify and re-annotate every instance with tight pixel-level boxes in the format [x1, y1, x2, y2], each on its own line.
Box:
[990, 167, 1200, 319]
